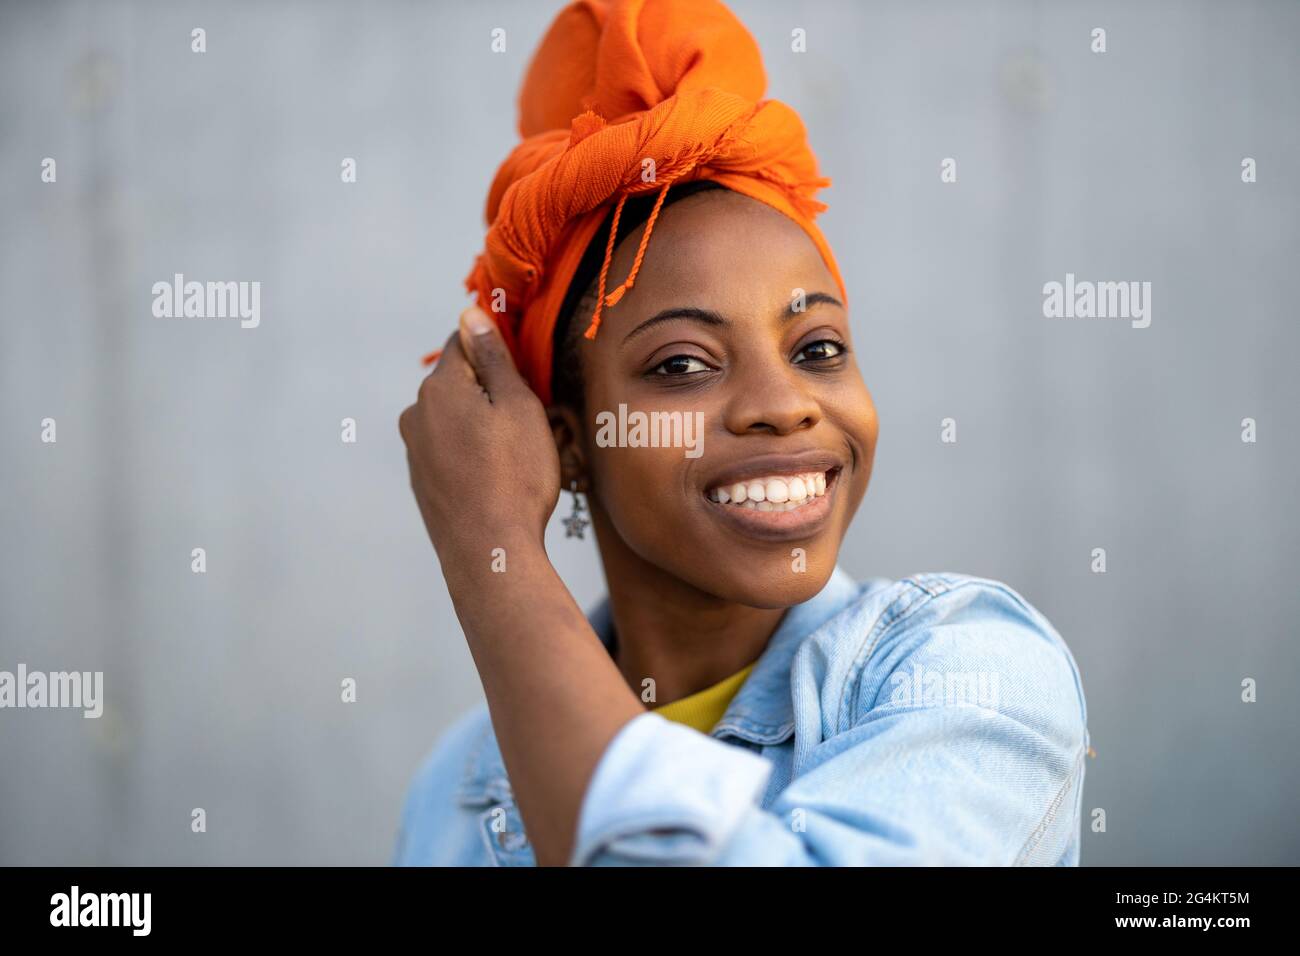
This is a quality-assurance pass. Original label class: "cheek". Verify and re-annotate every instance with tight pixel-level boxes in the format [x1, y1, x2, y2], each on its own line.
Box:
[822, 376, 878, 516]
[836, 373, 879, 460]
[581, 372, 704, 537]
[588, 443, 690, 535]
[858, 401, 881, 470]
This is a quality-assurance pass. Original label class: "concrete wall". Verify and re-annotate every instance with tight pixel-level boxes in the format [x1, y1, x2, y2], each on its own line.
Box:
[1, 0, 1296, 864]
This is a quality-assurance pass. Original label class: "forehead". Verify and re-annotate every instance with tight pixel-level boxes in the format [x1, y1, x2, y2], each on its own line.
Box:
[606, 189, 836, 309]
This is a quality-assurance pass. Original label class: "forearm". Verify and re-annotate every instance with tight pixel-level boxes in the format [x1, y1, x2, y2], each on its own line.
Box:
[440, 531, 645, 865]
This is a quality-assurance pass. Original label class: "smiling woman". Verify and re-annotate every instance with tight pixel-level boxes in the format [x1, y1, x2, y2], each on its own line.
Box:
[394, 0, 1089, 867]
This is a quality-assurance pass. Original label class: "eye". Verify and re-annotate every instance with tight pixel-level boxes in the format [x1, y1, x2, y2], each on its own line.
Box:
[651, 354, 713, 375]
[793, 339, 846, 364]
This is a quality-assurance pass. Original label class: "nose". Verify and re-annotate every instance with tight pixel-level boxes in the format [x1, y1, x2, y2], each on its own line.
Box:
[721, 357, 821, 436]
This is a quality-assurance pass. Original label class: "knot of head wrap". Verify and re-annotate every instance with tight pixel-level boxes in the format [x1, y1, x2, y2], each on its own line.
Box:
[429, 0, 845, 406]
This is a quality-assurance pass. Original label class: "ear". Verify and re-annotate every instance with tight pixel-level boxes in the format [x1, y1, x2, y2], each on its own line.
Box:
[547, 404, 588, 492]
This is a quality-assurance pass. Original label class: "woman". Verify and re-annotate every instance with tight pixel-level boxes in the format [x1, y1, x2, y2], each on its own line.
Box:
[394, 0, 1089, 866]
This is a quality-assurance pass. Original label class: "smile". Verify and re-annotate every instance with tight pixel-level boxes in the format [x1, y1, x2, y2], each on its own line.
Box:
[701, 463, 843, 542]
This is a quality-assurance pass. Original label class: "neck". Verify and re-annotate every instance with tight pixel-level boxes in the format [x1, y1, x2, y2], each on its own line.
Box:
[589, 506, 786, 707]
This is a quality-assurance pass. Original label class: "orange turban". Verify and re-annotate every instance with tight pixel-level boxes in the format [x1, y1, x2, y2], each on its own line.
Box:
[429, 0, 845, 405]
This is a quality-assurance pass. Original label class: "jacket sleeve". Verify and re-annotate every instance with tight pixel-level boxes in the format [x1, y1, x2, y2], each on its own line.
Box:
[569, 582, 1089, 866]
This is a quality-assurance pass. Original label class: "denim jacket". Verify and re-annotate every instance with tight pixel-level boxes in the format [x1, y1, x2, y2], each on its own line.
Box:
[393, 567, 1090, 866]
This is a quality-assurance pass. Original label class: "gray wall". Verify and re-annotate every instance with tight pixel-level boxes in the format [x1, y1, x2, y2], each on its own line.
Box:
[1, 0, 1296, 865]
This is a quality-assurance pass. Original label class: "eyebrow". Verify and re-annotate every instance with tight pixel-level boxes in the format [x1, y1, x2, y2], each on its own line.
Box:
[622, 292, 844, 344]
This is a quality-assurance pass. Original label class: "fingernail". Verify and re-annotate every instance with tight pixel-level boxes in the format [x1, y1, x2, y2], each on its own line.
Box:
[461, 306, 494, 336]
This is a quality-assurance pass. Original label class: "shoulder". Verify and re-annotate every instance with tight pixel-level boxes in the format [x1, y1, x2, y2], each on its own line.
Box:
[392, 702, 493, 865]
[790, 572, 1089, 864]
[807, 572, 1088, 744]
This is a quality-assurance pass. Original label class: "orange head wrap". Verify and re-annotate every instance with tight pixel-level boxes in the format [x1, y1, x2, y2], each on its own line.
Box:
[426, 0, 845, 405]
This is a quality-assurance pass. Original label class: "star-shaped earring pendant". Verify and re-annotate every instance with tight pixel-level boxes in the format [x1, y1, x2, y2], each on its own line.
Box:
[563, 485, 589, 539]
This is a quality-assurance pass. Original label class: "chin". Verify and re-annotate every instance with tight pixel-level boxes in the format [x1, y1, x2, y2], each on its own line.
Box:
[682, 548, 839, 609]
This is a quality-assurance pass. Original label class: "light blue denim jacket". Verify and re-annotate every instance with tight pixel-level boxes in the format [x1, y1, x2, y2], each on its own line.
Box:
[393, 567, 1090, 866]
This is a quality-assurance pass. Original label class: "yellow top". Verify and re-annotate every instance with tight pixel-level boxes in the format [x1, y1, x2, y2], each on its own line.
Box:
[652, 662, 757, 733]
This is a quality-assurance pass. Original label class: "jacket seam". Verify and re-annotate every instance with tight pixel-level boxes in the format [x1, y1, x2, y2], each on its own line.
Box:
[1013, 739, 1085, 865]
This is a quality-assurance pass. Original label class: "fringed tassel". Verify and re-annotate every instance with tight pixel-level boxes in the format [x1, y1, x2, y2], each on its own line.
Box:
[583, 193, 628, 340]
[583, 180, 674, 340]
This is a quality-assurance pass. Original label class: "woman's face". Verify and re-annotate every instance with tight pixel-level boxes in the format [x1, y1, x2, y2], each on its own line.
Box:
[573, 189, 878, 608]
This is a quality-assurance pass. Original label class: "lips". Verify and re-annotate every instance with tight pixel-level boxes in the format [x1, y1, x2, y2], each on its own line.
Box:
[699, 450, 845, 542]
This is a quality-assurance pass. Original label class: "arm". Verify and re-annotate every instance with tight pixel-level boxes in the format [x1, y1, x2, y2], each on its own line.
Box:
[400, 307, 644, 866]
[446, 532, 645, 865]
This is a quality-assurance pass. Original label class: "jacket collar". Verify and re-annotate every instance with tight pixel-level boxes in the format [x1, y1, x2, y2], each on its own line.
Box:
[457, 566, 862, 806]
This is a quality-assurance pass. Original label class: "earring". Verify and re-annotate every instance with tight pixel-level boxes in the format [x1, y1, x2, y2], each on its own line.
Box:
[562, 480, 589, 540]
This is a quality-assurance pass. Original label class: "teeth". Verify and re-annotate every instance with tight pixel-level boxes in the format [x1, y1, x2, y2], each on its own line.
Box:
[707, 471, 831, 510]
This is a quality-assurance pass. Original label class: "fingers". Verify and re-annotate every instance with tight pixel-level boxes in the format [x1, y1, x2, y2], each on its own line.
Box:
[404, 307, 523, 448]
[415, 329, 477, 408]
[431, 329, 472, 380]
[457, 306, 524, 398]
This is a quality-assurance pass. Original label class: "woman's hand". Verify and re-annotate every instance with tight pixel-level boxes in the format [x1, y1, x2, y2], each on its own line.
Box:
[399, 306, 561, 568]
